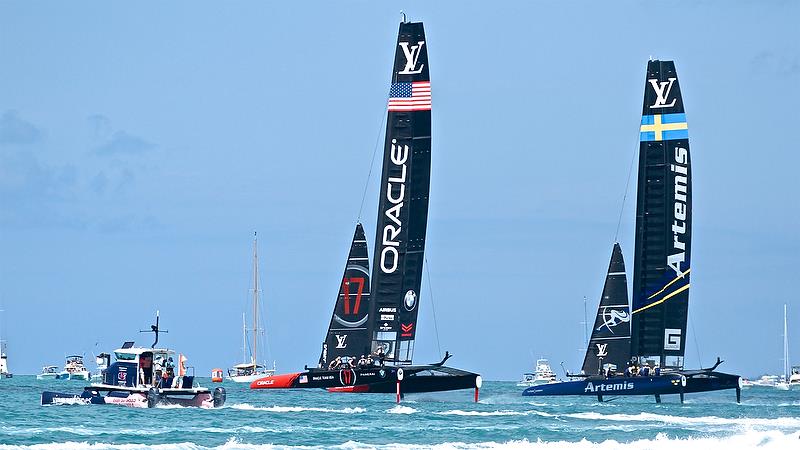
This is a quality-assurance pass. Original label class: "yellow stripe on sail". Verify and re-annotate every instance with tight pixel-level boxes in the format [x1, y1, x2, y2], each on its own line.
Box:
[633, 283, 690, 314]
[647, 268, 691, 300]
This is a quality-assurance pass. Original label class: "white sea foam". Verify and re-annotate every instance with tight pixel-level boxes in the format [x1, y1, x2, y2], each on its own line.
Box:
[386, 405, 418, 414]
[565, 411, 800, 428]
[435, 409, 554, 417]
[228, 403, 366, 414]
[1, 431, 798, 449]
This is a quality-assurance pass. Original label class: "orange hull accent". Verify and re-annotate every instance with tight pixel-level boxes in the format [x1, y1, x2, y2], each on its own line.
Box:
[250, 372, 300, 389]
[327, 385, 370, 393]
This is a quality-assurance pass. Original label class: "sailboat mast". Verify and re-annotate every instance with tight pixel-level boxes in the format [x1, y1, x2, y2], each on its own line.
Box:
[784, 304, 789, 381]
[252, 232, 259, 367]
[242, 312, 247, 364]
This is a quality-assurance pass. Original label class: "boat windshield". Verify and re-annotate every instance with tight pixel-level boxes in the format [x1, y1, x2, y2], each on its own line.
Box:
[115, 352, 137, 361]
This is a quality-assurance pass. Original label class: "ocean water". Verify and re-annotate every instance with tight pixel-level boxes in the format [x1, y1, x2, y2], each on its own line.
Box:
[0, 376, 798, 449]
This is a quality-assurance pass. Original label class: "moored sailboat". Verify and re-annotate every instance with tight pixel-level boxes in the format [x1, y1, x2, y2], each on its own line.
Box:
[524, 60, 741, 403]
[227, 233, 275, 383]
[250, 18, 481, 400]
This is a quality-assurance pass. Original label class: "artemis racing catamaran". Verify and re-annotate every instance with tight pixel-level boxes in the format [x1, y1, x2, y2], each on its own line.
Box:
[523, 60, 741, 403]
[250, 19, 481, 400]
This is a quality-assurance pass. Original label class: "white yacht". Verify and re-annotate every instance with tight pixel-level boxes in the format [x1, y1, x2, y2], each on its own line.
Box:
[227, 233, 275, 383]
[37, 365, 60, 380]
[91, 353, 111, 381]
[61, 355, 91, 381]
[517, 359, 558, 387]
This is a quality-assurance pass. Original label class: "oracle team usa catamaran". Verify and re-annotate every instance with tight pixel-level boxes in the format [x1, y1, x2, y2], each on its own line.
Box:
[523, 60, 741, 403]
[250, 18, 481, 400]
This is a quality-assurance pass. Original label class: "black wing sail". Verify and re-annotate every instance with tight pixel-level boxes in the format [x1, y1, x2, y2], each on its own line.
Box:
[630, 60, 691, 368]
[581, 243, 631, 375]
[369, 21, 432, 365]
[319, 223, 372, 367]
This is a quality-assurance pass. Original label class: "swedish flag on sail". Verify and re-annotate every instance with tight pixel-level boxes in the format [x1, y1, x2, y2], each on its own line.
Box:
[640, 113, 688, 142]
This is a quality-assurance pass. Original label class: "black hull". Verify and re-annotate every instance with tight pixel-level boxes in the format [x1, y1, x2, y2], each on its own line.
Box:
[252, 363, 480, 395]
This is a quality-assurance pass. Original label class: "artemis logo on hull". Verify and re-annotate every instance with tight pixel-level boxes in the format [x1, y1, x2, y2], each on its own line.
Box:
[584, 381, 634, 393]
[398, 41, 425, 74]
[648, 78, 677, 109]
[380, 139, 409, 274]
[668, 147, 689, 276]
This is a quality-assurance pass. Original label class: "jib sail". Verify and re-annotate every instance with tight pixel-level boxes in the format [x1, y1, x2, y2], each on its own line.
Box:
[369, 20, 432, 365]
[320, 223, 372, 367]
[630, 60, 692, 368]
[581, 243, 631, 375]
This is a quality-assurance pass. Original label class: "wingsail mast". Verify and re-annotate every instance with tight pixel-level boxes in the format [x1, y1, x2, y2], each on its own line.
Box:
[368, 20, 432, 365]
[630, 60, 691, 370]
[784, 304, 789, 382]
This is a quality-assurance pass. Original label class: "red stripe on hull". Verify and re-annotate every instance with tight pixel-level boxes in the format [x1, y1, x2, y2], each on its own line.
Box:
[327, 385, 370, 393]
[250, 373, 301, 389]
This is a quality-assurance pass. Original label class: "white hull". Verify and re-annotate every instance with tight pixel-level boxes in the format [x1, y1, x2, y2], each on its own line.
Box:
[516, 379, 558, 387]
[227, 371, 275, 383]
[69, 371, 91, 381]
[37, 373, 59, 380]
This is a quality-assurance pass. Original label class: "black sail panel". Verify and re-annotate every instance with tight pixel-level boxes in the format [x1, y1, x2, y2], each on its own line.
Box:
[369, 21, 431, 365]
[630, 60, 691, 368]
[581, 243, 631, 375]
[319, 223, 372, 367]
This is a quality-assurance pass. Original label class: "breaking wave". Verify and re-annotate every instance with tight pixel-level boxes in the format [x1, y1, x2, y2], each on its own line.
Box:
[565, 412, 800, 428]
[228, 404, 366, 414]
[0, 430, 798, 449]
[386, 405, 418, 414]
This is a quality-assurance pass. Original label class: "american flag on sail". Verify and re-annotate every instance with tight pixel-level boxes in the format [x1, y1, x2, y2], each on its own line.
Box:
[388, 81, 431, 111]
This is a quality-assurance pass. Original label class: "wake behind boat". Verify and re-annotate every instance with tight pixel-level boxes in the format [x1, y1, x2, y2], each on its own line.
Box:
[524, 60, 741, 403]
[41, 313, 225, 408]
[251, 18, 480, 400]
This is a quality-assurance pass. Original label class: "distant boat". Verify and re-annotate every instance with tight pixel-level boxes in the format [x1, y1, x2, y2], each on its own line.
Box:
[227, 233, 275, 383]
[517, 359, 557, 387]
[59, 355, 91, 381]
[91, 353, 110, 382]
[37, 366, 60, 380]
[251, 18, 481, 400]
[523, 60, 741, 403]
[42, 312, 226, 408]
[776, 304, 799, 390]
[0, 309, 11, 378]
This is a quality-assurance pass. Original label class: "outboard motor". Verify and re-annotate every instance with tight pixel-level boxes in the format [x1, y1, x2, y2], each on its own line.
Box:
[213, 387, 226, 408]
[147, 388, 159, 408]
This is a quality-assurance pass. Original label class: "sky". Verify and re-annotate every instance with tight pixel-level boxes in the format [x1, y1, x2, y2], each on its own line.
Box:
[0, 1, 798, 381]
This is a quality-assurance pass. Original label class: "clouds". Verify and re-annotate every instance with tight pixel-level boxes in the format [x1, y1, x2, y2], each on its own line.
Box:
[0, 110, 158, 230]
[0, 110, 44, 145]
[94, 130, 155, 156]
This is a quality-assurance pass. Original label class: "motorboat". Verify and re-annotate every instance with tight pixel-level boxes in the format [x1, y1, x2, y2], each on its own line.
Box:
[37, 366, 60, 380]
[517, 359, 558, 386]
[60, 355, 91, 381]
[41, 312, 225, 408]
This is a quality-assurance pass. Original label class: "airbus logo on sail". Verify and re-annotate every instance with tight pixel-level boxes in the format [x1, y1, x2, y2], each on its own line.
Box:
[648, 78, 677, 109]
[380, 139, 409, 274]
[398, 41, 425, 74]
[668, 147, 689, 276]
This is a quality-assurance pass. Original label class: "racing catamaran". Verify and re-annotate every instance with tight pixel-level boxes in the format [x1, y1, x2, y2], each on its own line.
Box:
[523, 60, 741, 403]
[251, 18, 481, 400]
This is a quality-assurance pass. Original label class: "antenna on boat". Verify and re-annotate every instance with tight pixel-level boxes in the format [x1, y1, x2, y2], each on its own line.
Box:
[140, 310, 168, 348]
